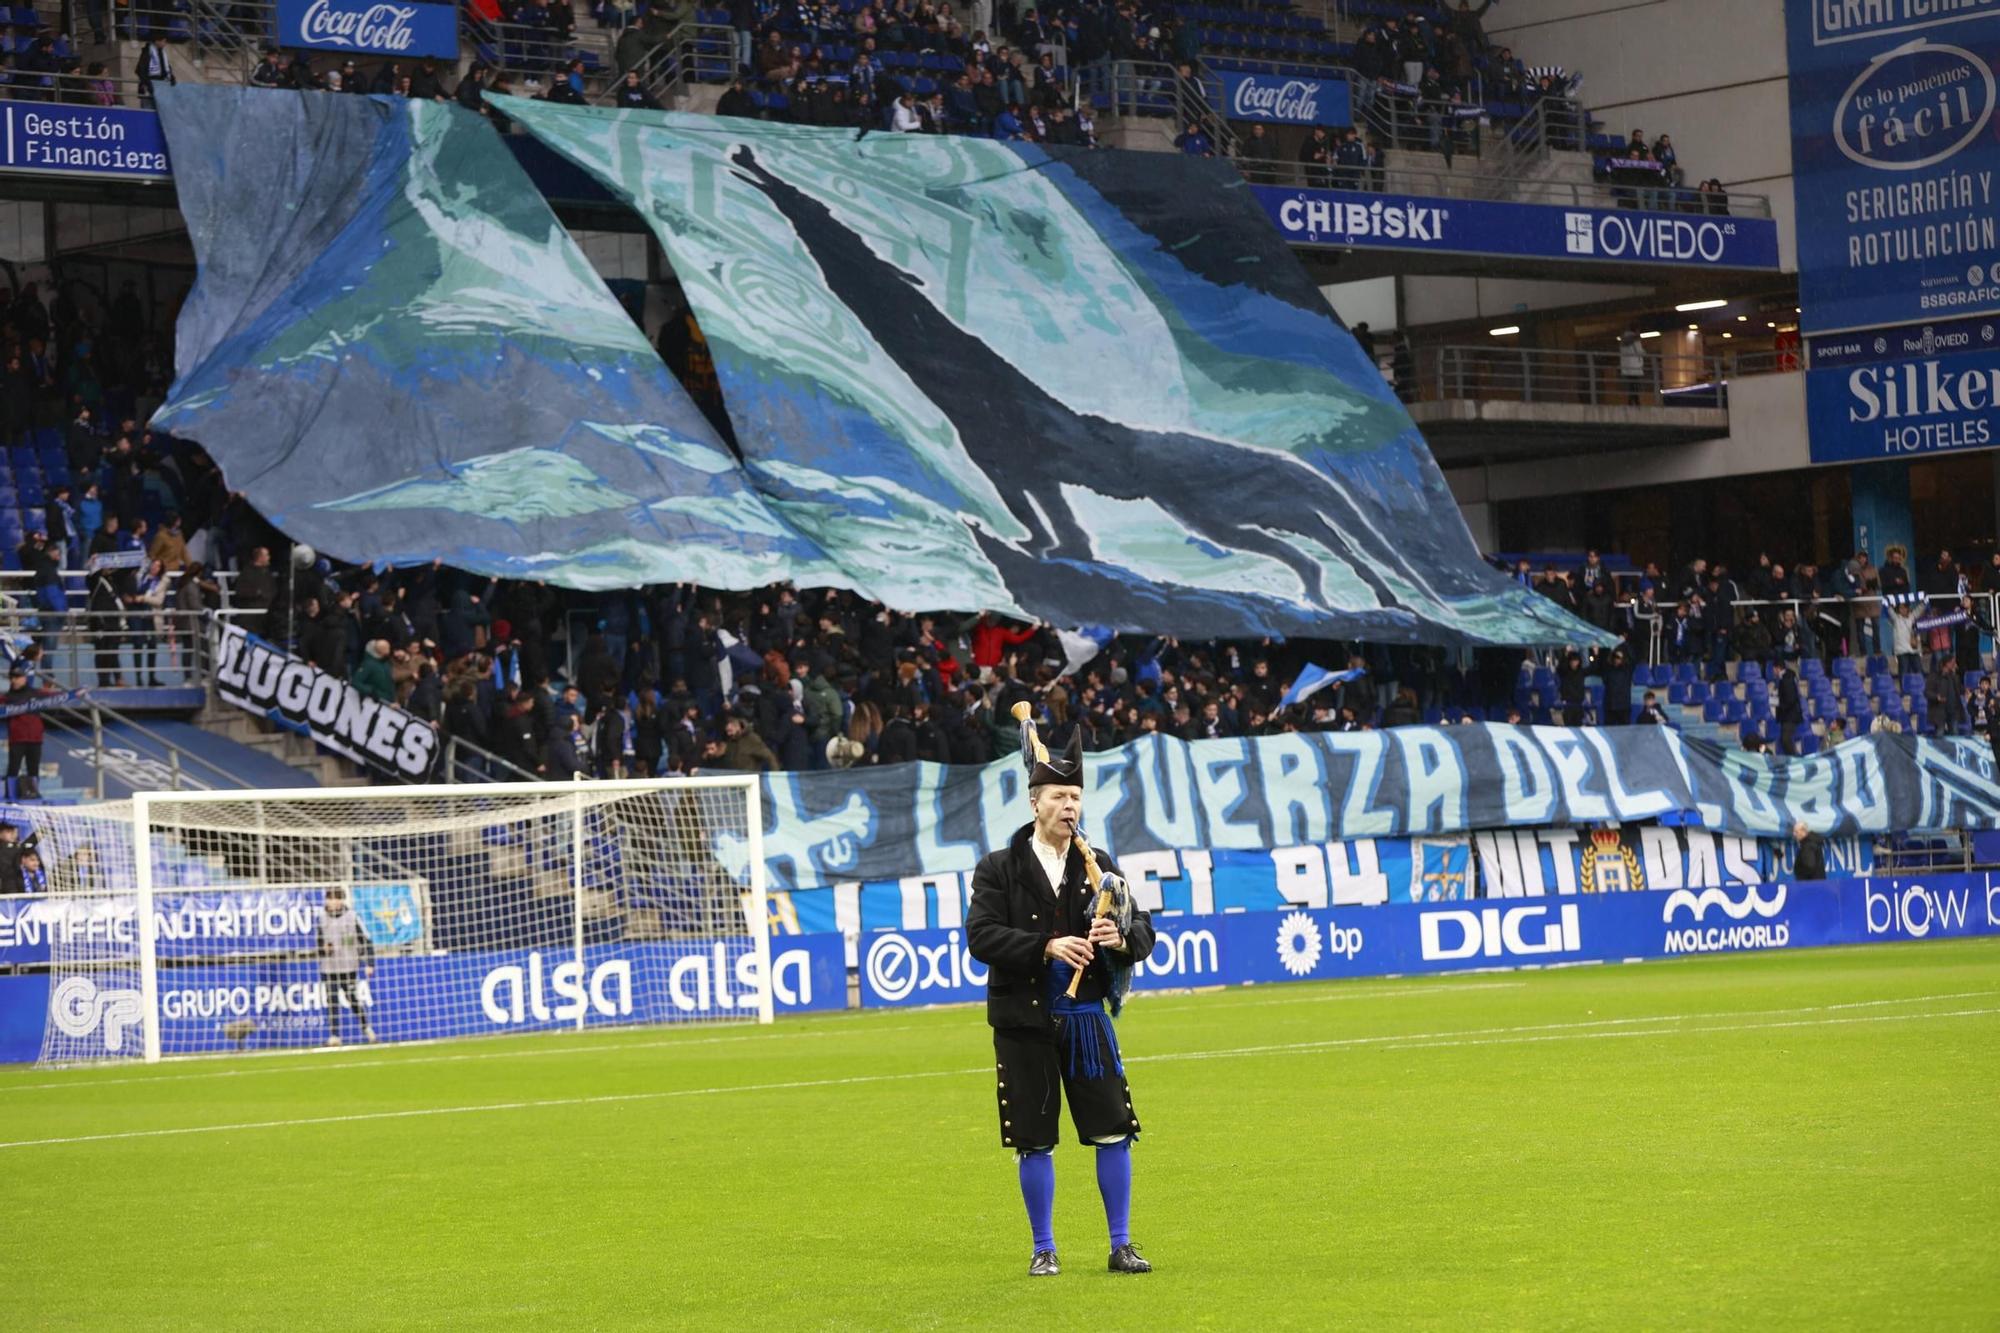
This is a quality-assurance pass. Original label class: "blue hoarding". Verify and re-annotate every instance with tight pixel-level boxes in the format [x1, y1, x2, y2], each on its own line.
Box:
[275, 0, 459, 60]
[0, 886, 421, 967]
[1250, 185, 1779, 269]
[1806, 336, 2000, 462]
[1222, 72, 1350, 127]
[0, 103, 170, 180]
[854, 873, 2000, 1007]
[1786, 0, 2000, 334]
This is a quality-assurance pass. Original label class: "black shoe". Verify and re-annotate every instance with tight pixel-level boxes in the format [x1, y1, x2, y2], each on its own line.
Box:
[1028, 1250, 1060, 1277]
[1108, 1243, 1151, 1274]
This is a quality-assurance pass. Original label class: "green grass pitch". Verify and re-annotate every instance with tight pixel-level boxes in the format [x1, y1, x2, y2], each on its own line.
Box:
[5, 939, 1999, 1329]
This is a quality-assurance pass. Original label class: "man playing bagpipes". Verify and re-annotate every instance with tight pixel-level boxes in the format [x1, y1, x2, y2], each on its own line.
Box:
[966, 702, 1156, 1277]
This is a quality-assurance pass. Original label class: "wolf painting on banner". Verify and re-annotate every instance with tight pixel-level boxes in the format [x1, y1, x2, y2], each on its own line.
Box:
[495, 98, 1604, 649]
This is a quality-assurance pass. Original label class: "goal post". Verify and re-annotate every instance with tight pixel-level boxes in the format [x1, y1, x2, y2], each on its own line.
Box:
[37, 776, 769, 1065]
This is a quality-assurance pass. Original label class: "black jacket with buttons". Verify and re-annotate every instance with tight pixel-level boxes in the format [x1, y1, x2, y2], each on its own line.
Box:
[966, 822, 1155, 1032]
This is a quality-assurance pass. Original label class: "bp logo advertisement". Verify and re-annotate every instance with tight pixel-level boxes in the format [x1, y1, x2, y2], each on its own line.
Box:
[1787, 0, 2000, 333]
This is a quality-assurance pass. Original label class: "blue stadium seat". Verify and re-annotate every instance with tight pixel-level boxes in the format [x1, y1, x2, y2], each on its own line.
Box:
[1738, 661, 1762, 682]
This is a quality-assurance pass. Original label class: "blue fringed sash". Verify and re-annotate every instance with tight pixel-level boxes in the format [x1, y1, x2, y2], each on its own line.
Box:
[1051, 992, 1123, 1081]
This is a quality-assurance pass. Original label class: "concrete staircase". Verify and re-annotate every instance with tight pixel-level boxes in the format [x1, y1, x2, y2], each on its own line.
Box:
[194, 707, 374, 788]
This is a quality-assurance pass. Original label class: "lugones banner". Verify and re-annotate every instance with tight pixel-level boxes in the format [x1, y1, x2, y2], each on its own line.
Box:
[213, 624, 439, 780]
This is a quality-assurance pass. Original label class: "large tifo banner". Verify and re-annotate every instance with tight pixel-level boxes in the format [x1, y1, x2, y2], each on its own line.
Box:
[213, 623, 439, 780]
[151, 88, 830, 595]
[1222, 72, 1351, 126]
[741, 727, 1999, 891]
[0, 104, 171, 181]
[1804, 312, 2000, 462]
[275, 0, 458, 59]
[1254, 186, 1780, 271]
[1786, 0, 2000, 334]
[497, 98, 1602, 648]
[853, 873, 2000, 1007]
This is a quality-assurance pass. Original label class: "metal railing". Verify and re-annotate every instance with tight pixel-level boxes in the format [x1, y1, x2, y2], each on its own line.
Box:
[616, 19, 733, 108]
[1077, 59, 1236, 155]
[41, 697, 244, 798]
[1410, 345, 1737, 410]
[125, 0, 271, 76]
[2, 607, 213, 692]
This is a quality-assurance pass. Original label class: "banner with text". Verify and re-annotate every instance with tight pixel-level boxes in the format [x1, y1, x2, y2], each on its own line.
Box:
[0, 104, 171, 181]
[1786, 0, 2000, 334]
[769, 827, 1870, 943]
[37, 936, 845, 1058]
[1805, 319, 2000, 462]
[1253, 186, 1780, 270]
[740, 727, 1993, 891]
[213, 623, 440, 780]
[275, 0, 458, 59]
[1221, 71, 1351, 126]
[853, 873, 2000, 1007]
[0, 885, 424, 967]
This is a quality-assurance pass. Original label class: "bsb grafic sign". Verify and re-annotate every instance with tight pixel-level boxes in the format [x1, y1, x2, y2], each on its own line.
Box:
[1785, 0, 2000, 334]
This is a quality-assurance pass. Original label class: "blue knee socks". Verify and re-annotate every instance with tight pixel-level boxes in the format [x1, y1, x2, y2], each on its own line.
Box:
[1018, 1150, 1056, 1252]
[1095, 1139, 1132, 1249]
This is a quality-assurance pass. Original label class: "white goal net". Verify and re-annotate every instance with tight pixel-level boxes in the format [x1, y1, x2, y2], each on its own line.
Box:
[31, 778, 768, 1064]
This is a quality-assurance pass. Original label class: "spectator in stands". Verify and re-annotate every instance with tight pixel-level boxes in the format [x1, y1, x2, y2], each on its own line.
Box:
[717, 75, 756, 118]
[1698, 178, 1729, 215]
[1298, 125, 1334, 187]
[234, 545, 275, 639]
[1635, 690, 1666, 725]
[1790, 821, 1825, 881]
[614, 70, 660, 108]
[0, 822, 36, 894]
[251, 48, 285, 89]
[353, 639, 395, 703]
[1618, 327, 1647, 404]
[1652, 134, 1682, 191]
[891, 90, 924, 131]
[5, 666, 56, 799]
[1929, 657, 1968, 734]
[1174, 119, 1214, 156]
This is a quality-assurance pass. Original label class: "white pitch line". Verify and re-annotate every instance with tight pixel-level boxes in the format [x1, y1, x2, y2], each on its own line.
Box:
[0, 1020, 938, 1095]
[3, 999, 1996, 1152]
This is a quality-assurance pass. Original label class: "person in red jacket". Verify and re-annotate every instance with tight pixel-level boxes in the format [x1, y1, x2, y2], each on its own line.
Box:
[968, 613, 1039, 679]
[5, 666, 62, 800]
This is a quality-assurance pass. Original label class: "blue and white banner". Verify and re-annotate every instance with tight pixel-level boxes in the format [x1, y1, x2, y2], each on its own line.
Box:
[1805, 337, 2000, 462]
[0, 885, 423, 967]
[1786, 0, 2000, 334]
[275, 0, 459, 59]
[742, 728, 1998, 891]
[0, 104, 170, 181]
[853, 872, 2000, 1006]
[1252, 186, 1780, 270]
[1222, 71, 1351, 127]
[214, 623, 440, 780]
[27, 936, 848, 1057]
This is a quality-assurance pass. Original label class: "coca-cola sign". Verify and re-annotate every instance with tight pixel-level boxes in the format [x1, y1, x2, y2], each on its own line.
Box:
[278, 0, 458, 59]
[1222, 72, 1349, 127]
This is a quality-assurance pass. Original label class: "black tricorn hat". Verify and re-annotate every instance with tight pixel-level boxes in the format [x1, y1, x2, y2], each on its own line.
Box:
[1012, 701, 1083, 788]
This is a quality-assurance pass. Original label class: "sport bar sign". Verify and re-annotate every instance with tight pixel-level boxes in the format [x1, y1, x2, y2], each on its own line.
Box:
[213, 624, 439, 779]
